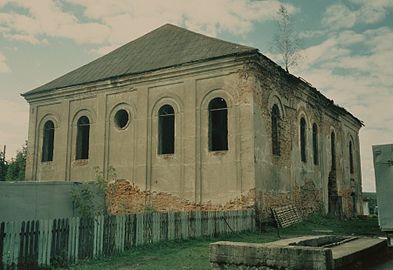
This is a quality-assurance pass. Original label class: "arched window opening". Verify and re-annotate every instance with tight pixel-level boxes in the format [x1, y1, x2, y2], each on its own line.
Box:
[300, 117, 307, 162]
[331, 131, 336, 170]
[312, 123, 318, 165]
[271, 104, 280, 156]
[76, 116, 90, 160]
[208, 97, 228, 151]
[42, 120, 55, 162]
[158, 105, 175, 154]
[349, 140, 354, 174]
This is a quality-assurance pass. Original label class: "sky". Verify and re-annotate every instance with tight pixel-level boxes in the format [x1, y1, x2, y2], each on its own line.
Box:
[0, 0, 392, 191]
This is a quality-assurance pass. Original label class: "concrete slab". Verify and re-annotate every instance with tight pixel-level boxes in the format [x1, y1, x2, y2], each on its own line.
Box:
[210, 236, 387, 270]
[332, 237, 387, 269]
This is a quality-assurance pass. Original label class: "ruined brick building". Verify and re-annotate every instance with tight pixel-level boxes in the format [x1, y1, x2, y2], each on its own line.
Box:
[22, 24, 363, 218]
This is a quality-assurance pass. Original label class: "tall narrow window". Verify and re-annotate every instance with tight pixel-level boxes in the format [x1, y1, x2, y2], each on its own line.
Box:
[271, 105, 280, 156]
[209, 97, 228, 151]
[76, 116, 90, 160]
[349, 140, 354, 174]
[42, 120, 55, 162]
[312, 123, 318, 165]
[300, 117, 307, 162]
[331, 131, 336, 170]
[158, 105, 175, 154]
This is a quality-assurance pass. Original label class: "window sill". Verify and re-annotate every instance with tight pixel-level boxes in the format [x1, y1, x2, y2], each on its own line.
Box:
[41, 160, 54, 165]
[209, 150, 228, 156]
[73, 159, 89, 166]
[157, 153, 175, 160]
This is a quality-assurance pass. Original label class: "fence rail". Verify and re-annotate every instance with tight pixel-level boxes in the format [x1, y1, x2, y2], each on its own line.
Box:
[0, 209, 255, 269]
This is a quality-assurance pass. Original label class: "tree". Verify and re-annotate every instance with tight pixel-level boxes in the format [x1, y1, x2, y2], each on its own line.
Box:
[5, 142, 27, 181]
[272, 4, 301, 73]
[0, 147, 7, 181]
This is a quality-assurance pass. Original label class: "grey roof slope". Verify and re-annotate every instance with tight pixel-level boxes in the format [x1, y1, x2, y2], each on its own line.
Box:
[24, 24, 257, 95]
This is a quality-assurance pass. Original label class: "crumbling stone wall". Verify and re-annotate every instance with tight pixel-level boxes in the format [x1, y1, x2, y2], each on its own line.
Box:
[106, 179, 255, 215]
[255, 181, 323, 222]
[247, 56, 362, 221]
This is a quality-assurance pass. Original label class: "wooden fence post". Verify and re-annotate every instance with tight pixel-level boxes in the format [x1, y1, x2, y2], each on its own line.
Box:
[3, 221, 21, 268]
[195, 211, 201, 238]
[207, 211, 214, 237]
[93, 215, 104, 257]
[181, 212, 189, 240]
[124, 214, 136, 249]
[167, 212, 175, 240]
[135, 213, 144, 246]
[66, 217, 79, 264]
[152, 213, 160, 243]
[115, 216, 125, 253]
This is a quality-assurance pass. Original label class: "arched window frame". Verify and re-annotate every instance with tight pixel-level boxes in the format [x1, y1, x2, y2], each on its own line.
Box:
[158, 104, 175, 155]
[312, 123, 319, 165]
[41, 120, 55, 162]
[208, 97, 228, 151]
[76, 116, 90, 160]
[300, 117, 307, 162]
[331, 131, 336, 170]
[271, 104, 280, 156]
[349, 139, 354, 174]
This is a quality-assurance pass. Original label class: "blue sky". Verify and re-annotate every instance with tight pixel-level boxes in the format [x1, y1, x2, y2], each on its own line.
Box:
[0, 0, 392, 191]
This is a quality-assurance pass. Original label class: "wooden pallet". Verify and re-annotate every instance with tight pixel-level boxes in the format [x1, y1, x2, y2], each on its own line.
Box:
[271, 205, 302, 228]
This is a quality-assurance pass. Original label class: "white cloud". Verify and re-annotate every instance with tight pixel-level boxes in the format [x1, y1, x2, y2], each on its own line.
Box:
[1, 0, 294, 48]
[293, 27, 393, 191]
[322, 4, 356, 29]
[3, 32, 45, 44]
[298, 30, 327, 39]
[78, 0, 295, 49]
[0, 99, 28, 160]
[322, 1, 393, 30]
[0, 0, 111, 44]
[0, 51, 10, 73]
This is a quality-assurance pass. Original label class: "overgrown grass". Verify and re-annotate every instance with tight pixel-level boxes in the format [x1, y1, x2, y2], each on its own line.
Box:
[68, 215, 380, 270]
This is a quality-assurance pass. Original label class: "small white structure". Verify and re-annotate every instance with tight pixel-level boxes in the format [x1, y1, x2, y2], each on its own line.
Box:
[362, 199, 369, 216]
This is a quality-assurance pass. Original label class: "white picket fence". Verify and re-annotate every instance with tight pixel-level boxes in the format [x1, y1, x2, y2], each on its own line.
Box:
[0, 209, 255, 269]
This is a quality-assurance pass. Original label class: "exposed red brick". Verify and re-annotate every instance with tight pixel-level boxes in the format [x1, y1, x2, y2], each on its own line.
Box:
[106, 179, 255, 215]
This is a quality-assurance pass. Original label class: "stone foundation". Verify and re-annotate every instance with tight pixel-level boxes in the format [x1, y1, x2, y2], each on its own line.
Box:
[106, 179, 255, 214]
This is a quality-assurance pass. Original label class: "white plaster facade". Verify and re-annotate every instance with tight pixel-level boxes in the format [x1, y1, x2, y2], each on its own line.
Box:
[24, 55, 256, 205]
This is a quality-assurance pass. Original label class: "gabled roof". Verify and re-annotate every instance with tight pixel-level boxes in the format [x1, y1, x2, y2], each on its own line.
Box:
[23, 24, 257, 95]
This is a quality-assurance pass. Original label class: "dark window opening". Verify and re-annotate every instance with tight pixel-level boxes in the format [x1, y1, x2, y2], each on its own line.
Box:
[42, 120, 54, 162]
[209, 97, 228, 151]
[351, 192, 356, 214]
[158, 105, 175, 154]
[349, 140, 354, 174]
[331, 131, 336, 170]
[271, 104, 280, 156]
[312, 123, 319, 165]
[76, 116, 90, 160]
[114, 109, 129, 129]
[300, 117, 307, 162]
